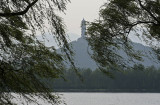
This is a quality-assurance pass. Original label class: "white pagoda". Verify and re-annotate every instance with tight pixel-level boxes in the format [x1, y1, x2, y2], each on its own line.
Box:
[81, 18, 86, 38]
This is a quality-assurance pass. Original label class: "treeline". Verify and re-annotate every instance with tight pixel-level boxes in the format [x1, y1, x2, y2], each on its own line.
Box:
[49, 64, 160, 92]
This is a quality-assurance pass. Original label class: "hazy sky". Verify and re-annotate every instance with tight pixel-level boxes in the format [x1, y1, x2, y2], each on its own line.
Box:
[38, 0, 156, 48]
[38, 0, 106, 48]
[60, 0, 146, 44]
[61, 0, 106, 37]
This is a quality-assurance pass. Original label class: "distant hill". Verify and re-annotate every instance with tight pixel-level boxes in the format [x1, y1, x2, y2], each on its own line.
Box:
[57, 36, 160, 70]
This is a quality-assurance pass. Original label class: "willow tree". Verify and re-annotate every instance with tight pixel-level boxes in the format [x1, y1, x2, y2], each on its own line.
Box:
[87, 0, 160, 70]
[0, 0, 73, 105]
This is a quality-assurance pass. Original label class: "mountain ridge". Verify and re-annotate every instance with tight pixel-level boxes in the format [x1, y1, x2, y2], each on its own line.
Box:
[57, 37, 160, 70]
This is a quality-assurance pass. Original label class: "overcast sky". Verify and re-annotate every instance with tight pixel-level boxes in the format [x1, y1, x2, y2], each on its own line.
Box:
[37, 0, 158, 48]
[61, 0, 106, 37]
[38, 0, 106, 48]
[59, 0, 146, 44]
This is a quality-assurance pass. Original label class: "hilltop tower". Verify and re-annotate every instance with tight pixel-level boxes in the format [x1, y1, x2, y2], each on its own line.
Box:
[81, 18, 86, 38]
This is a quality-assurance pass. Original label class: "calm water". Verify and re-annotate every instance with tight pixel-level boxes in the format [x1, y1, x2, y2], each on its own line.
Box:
[59, 93, 160, 105]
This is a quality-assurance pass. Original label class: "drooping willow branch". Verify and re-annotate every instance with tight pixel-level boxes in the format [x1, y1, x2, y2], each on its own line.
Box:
[0, 0, 39, 17]
[137, 0, 160, 24]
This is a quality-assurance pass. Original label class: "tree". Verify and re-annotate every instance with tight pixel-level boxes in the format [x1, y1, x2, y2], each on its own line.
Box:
[87, 0, 160, 69]
[0, 0, 73, 105]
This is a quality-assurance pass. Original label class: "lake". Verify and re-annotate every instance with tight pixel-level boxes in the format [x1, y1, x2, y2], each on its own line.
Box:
[59, 93, 160, 105]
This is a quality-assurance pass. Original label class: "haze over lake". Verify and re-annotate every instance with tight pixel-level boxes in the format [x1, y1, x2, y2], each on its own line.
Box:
[59, 93, 160, 105]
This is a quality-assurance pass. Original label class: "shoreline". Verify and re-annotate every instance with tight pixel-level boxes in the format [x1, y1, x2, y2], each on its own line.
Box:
[53, 89, 160, 93]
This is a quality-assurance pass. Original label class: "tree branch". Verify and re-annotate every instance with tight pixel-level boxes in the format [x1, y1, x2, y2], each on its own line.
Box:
[0, 0, 39, 17]
[127, 21, 155, 34]
[138, 0, 160, 24]
[132, 21, 156, 26]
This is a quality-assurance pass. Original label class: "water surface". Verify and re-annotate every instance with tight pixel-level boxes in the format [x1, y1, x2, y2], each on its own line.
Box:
[59, 93, 160, 105]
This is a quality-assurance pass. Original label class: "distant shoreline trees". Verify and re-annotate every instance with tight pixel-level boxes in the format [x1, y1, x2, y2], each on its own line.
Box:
[51, 64, 160, 92]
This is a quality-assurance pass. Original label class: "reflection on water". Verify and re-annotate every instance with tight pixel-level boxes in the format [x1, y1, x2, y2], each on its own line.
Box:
[59, 93, 160, 105]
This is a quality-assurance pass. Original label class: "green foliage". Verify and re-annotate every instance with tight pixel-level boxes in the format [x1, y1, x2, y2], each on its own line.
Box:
[0, 0, 72, 105]
[87, 0, 160, 68]
[153, 48, 160, 60]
